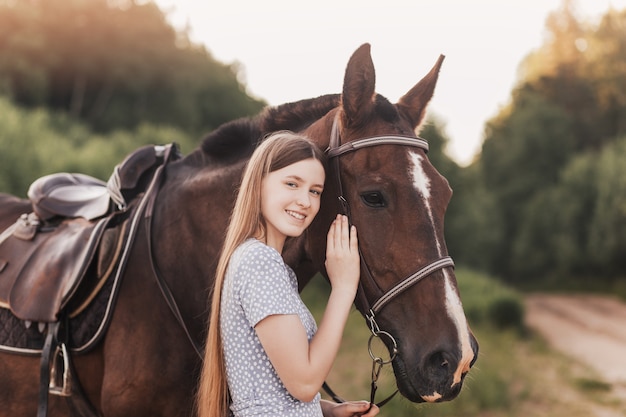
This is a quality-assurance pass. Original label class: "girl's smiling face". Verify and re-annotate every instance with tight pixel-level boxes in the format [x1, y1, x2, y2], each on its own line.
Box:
[260, 158, 325, 252]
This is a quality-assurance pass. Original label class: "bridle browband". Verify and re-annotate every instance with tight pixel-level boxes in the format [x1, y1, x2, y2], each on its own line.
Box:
[324, 113, 455, 409]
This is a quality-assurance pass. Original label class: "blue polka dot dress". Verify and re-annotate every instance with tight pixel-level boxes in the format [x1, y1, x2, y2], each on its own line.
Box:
[221, 239, 322, 417]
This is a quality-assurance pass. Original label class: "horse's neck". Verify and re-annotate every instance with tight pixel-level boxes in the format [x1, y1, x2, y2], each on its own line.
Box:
[143, 156, 245, 337]
[153, 158, 238, 274]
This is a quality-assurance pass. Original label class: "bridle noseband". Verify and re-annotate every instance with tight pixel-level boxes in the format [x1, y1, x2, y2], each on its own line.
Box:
[324, 114, 455, 408]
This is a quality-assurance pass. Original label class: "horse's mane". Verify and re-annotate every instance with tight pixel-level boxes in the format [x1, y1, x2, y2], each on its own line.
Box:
[200, 94, 340, 161]
[258, 94, 340, 133]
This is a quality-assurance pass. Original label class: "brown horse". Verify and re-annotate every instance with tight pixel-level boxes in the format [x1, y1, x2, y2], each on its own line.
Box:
[0, 43, 477, 416]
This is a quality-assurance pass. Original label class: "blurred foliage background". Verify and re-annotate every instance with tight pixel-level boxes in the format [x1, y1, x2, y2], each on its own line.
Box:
[1, 0, 624, 293]
[419, 2, 626, 294]
[1, 0, 626, 415]
[0, 0, 265, 196]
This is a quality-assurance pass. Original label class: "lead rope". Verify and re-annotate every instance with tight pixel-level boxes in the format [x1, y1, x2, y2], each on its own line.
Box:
[363, 314, 399, 412]
[321, 319, 399, 412]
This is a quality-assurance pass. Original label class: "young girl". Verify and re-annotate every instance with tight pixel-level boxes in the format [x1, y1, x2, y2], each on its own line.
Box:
[198, 131, 379, 417]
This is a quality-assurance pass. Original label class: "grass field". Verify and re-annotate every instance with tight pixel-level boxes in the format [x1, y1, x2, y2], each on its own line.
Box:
[301, 269, 625, 417]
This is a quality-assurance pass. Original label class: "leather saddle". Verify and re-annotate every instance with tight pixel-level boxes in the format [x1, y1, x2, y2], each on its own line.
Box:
[0, 144, 179, 323]
[0, 213, 113, 322]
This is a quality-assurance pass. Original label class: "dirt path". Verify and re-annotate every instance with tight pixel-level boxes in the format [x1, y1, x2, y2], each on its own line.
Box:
[525, 294, 626, 384]
[525, 293, 626, 415]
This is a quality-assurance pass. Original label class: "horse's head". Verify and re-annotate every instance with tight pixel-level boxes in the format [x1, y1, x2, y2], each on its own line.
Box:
[305, 44, 478, 403]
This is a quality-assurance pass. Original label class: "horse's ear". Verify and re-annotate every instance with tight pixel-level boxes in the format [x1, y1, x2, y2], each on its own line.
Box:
[397, 54, 445, 130]
[341, 43, 376, 127]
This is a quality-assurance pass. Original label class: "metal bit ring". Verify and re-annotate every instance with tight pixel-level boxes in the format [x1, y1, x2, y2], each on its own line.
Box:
[367, 330, 398, 365]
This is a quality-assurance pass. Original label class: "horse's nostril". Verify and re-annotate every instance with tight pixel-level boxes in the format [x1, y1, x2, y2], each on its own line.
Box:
[426, 351, 451, 376]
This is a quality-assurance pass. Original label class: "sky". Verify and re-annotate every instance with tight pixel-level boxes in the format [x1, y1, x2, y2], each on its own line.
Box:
[154, 0, 626, 165]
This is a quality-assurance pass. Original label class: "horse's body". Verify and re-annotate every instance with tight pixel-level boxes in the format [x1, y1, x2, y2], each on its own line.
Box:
[0, 44, 477, 416]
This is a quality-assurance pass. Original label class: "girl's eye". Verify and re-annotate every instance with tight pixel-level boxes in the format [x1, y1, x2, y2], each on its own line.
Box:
[310, 189, 322, 196]
[286, 181, 297, 188]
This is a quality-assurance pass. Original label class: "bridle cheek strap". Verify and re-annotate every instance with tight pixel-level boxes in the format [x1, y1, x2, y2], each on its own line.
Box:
[324, 113, 457, 409]
[326, 113, 453, 318]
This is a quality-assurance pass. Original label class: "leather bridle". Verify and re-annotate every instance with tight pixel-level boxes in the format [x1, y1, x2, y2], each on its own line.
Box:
[324, 114, 455, 409]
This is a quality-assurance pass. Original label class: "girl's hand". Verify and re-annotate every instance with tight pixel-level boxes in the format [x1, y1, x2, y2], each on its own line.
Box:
[320, 400, 380, 417]
[325, 215, 360, 296]
[256, 217, 361, 403]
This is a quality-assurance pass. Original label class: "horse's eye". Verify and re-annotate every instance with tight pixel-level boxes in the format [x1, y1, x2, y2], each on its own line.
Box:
[360, 192, 386, 208]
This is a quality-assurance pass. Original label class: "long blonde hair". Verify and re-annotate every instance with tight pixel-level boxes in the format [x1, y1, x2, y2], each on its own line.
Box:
[197, 131, 326, 417]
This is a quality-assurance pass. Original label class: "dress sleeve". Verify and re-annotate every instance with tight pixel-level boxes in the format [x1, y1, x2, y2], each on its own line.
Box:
[236, 244, 302, 328]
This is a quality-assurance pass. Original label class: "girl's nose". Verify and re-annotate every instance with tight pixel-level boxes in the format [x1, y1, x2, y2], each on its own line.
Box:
[296, 192, 311, 207]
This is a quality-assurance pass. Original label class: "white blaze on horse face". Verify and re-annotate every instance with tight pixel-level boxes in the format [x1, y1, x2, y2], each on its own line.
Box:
[408, 151, 441, 254]
[409, 151, 474, 388]
[444, 270, 475, 386]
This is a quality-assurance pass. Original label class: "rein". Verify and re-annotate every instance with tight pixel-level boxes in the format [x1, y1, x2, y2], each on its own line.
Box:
[324, 114, 455, 410]
[143, 145, 205, 361]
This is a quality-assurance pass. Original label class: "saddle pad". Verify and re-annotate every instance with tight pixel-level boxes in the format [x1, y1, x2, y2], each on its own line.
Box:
[0, 216, 109, 322]
[0, 268, 116, 354]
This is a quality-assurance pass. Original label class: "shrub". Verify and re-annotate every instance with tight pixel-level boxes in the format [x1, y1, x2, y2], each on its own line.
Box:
[456, 268, 526, 331]
[487, 294, 525, 330]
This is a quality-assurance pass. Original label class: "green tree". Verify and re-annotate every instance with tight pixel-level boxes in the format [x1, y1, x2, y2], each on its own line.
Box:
[448, 162, 504, 273]
[0, 96, 196, 197]
[420, 117, 504, 271]
[474, 1, 626, 285]
[585, 9, 626, 140]
[419, 115, 458, 177]
[587, 137, 626, 276]
[541, 155, 597, 279]
[0, 0, 265, 135]
[520, 4, 626, 151]
[480, 91, 575, 280]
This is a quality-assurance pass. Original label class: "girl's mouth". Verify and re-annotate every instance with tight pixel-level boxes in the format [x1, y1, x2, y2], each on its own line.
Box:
[286, 210, 305, 220]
